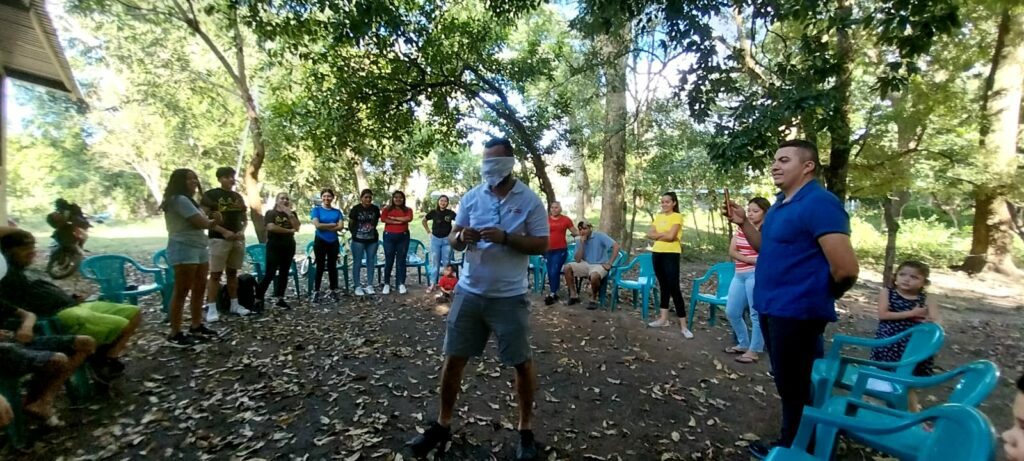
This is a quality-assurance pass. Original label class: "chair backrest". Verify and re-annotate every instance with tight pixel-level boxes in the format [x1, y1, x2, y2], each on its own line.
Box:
[305, 240, 315, 257]
[710, 262, 735, 297]
[408, 239, 426, 259]
[80, 255, 133, 294]
[450, 248, 464, 265]
[635, 253, 655, 278]
[916, 405, 996, 460]
[529, 254, 543, 268]
[945, 360, 1000, 407]
[612, 250, 627, 267]
[897, 323, 945, 375]
[152, 249, 173, 283]
[246, 243, 267, 266]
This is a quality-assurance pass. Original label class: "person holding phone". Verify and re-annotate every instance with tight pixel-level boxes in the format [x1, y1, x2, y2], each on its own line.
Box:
[258, 192, 301, 309]
[406, 137, 548, 461]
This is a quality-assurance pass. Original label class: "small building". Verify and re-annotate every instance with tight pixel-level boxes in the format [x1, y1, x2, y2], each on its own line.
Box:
[0, 0, 83, 224]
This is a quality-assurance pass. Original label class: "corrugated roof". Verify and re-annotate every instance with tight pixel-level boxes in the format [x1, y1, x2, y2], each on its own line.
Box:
[0, 0, 83, 100]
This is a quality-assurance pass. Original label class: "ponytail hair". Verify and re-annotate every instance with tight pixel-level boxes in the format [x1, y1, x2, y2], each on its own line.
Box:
[662, 191, 680, 213]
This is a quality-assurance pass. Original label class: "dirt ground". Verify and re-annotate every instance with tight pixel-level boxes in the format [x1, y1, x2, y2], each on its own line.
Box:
[4, 259, 1022, 461]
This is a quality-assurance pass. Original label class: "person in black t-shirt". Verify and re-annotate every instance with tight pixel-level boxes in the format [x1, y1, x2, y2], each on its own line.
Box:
[421, 195, 457, 293]
[348, 189, 381, 296]
[258, 192, 300, 309]
[200, 167, 251, 320]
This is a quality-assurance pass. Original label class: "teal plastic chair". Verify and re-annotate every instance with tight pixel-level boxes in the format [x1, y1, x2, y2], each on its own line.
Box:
[811, 323, 945, 408]
[812, 360, 999, 458]
[686, 262, 734, 330]
[80, 254, 167, 311]
[764, 404, 996, 461]
[572, 250, 628, 307]
[406, 239, 430, 285]
[449, 249, 464, 277]
[609, 253, 659, 321]
[528, 255, 546, 293]
[245, 244, 302, 297]
[306, 241, 353, 293]
[0, 376, 27, 449]
[152, 249, 173, 314]
[34, 318, 94, 404]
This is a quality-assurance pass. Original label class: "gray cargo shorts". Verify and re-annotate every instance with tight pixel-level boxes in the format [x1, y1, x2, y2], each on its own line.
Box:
[442, 290, 532, 366]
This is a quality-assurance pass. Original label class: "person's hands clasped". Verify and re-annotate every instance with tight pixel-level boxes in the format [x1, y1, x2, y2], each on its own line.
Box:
[460, 228, 482, 245]
[15, 327, 33, 344]
[479, 227, 508, 244]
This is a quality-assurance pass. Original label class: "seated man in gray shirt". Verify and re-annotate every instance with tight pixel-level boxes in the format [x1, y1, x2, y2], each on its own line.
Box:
[563, 221, 620, 309]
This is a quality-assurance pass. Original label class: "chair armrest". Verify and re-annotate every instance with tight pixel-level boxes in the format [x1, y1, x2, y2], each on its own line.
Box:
[792, 401, 944, 453]
[692, 271, 714, 285]
[826, 328, 921, 359]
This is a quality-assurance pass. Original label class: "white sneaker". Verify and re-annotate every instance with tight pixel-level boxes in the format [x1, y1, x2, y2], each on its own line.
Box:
[681, 328, 695, 339]
[382, 284, 391, 295]
[354, 286, 366, 296]
[205, 305, 220, 323]
[647, 319, 670, 328]
[230, 303, 252, 316]
[398, 284, 407, 294]
[364, 285, 375, 295]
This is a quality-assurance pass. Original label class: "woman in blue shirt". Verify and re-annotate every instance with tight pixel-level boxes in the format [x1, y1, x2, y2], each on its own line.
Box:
[310, 188, 344, 303]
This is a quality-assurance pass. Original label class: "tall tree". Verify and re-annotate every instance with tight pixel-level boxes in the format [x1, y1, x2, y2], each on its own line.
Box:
[961, 5, 1024, 274]
[598, 23, 631, 241]
[69, 0, 272, 240]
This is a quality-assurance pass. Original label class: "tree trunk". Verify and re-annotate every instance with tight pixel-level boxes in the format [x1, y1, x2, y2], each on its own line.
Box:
[822, 0, 853, 202]
[350, 152, 369, 192]
[568, 113, 590, 218]
[625, 187, 639, 253]
[881, 190, 910, 287]
[961, 7, 1023, 275]
[599, 24, 630, 242]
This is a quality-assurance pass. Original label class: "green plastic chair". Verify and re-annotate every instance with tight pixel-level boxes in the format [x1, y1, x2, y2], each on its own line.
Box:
[813, 360, 999, 459]
[35, 318, 94, 404]
[79, 254, 167, 311]
[609, 253, 660, 321]
[151, 249, 173, 314]
[244, 243, 302, 297]
[305, 241, 352, 293]
[686, 262, 734, 330]
[0, 376, 27, 449]
[765, 403, 996, 461]
[406, 239, 430, 285]
[527, 255, 546, 293]
[811, 323, 945, 408]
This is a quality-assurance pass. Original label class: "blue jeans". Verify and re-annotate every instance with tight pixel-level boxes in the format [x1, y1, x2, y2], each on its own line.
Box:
[544, 249, 568, 294]
[428, 235, 451, 285]
[350, 240, 379, 287]
[725, 271, 764, 352]
[382, 231, 410, 286]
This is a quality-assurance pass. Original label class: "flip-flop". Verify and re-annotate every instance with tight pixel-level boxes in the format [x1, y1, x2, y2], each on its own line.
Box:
[735, 355, 759, 364]
[724, 346, 746, 354]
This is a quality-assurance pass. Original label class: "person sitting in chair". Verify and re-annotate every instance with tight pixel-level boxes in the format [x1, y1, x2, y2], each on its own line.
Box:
[0, 229, 140, 380]
[563, 221, 620, 310]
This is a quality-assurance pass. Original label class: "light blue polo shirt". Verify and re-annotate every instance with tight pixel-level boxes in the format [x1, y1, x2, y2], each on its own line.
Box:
[456, 180, 548, 297]
[580, 231, 615, 264]
[753, 180, 850, 321]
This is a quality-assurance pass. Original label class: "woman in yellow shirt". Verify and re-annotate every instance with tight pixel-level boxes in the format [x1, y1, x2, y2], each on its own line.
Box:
[646, 191, 694, 338]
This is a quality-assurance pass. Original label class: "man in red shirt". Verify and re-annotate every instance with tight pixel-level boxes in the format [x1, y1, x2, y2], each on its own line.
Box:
[544, 202, 577, 305]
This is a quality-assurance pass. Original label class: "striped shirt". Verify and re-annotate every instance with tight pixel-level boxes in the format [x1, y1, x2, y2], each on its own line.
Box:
[734, 228, 758, 273]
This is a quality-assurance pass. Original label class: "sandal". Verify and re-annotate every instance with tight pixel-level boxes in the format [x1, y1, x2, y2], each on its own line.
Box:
[735, 354, 759, 364]
[725, 346, 747, 354]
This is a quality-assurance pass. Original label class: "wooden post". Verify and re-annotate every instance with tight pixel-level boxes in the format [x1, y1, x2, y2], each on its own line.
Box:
[0, 64, 8, 227]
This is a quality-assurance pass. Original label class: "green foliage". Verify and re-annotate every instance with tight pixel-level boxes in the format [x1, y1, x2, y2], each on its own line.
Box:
[850, 215, 970, 268]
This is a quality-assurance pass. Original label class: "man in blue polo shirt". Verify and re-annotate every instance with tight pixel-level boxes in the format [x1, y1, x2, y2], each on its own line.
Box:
[724, 139, 859, 458]
[407, 137, 549, 461]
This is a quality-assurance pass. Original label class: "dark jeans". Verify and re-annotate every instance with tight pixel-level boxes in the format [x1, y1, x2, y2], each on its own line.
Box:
[382, 231, 410, 286]
[313, 237, 340, 291]
[759, 314, 827, 446]
[545, 249, 568, 294]
[652, 252, 686, 317]
[258, 240, 295, 299]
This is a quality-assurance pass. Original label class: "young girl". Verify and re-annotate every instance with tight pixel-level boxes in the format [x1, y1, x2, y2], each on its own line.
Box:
[435, 264, 459, 301]
[870, 260, 941, 409]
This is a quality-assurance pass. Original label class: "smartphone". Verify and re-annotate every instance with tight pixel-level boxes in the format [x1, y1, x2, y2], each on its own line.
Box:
[723, 187, 730, 205]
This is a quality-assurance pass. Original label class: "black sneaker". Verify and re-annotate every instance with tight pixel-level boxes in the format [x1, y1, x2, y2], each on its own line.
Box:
[189, 325, 220, 338]
[566, 297, 581, 306]
[166, 332, 199, 348]
[275, 298, 291, 309]
[516, 430, 539, 460]
[406, 421, 451, 458]
[586, 301, 598, 310]
[748, 440, 784, 459]
[543, 295, 556, 306]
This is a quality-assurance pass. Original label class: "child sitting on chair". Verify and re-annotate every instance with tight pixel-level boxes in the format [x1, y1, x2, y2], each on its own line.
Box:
[435, 264, 458, 301]
[868, 260, 941, 411]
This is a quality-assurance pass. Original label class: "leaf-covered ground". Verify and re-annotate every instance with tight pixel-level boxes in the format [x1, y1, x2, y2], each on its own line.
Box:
[5, 262, 1023, 461]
